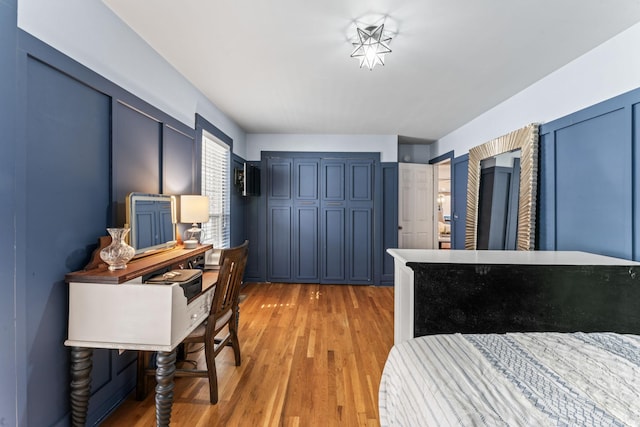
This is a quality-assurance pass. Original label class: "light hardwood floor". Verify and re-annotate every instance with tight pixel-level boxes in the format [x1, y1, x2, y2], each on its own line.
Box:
[102, 282, 394, 427]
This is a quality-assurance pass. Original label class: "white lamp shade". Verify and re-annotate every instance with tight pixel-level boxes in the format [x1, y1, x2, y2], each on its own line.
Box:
[180, 195, 210, 224]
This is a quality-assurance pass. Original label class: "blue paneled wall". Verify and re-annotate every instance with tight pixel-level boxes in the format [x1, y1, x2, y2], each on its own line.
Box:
[1, 1, 18, 426]
[12, 31, 242, 426]
[539, 87, 640, 260]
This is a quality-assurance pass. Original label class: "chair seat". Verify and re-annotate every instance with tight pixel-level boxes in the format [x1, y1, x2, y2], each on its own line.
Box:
[184, 309, 233, 341]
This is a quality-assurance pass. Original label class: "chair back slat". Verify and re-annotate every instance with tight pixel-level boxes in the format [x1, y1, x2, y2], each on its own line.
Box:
[207, 241, 249, 333]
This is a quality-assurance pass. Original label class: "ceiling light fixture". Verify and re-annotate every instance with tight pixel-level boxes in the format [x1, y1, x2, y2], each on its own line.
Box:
[350, 24, 392, 70]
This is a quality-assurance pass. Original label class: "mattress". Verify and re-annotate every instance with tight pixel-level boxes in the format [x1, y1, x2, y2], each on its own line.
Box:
[379, 333, 640, 426]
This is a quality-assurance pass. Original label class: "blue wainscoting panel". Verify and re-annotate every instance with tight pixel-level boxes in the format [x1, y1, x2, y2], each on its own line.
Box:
[0, 1, 17, 425]
[379, 163, 398, 286]
[113, 101, 162, 225]
[163, 124, 196, 195]
[554, 109, 631, 259]
[452, 154, 468, 249]
[24, 55, 111, 426]
[539, 87, 639, 260]
[244, 161, 264, 282]
[231, 155, 246, 248]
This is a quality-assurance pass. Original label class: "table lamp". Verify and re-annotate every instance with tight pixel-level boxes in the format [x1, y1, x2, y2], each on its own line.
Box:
[180, 195, 209, 249]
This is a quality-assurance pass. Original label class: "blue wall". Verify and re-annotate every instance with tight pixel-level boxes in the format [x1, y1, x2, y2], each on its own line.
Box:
[539, 86, 640, 260]
[1, 1, 18, 426]
[10, 31, 242, 426]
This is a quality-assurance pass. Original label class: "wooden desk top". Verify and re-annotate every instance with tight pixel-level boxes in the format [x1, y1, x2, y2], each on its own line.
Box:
[66, 244, 213, 284]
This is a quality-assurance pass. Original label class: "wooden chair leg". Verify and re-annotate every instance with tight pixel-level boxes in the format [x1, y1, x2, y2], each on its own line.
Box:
[205, 348, 218, 404]
[229, 314, 241, 366]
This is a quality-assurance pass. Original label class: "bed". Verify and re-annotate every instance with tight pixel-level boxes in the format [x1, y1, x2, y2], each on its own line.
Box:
[379, 332, 640, 426]
[381, 250, 640, 426]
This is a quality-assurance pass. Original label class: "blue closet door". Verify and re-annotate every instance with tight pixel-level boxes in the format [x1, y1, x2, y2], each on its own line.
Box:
[267, 158, 293, 281]
[321, 159, 346, 282]
[293, 158, 319, 282]
[321, 207, 346, 282]
[347, 159, 374, 284]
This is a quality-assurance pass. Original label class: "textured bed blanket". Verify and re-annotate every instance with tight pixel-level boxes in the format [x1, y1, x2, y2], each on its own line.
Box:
[379, 333, 640, 426]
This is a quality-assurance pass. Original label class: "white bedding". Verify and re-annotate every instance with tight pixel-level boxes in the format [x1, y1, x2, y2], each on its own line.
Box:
[379, 333, 640, 426]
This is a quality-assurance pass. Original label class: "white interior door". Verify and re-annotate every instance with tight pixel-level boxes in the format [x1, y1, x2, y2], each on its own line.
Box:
[398, 163, 437, 249]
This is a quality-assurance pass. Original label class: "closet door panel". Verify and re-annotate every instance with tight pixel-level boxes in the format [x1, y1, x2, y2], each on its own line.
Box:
[321, 207, 346, 282]
[268, 205, 292, 280]
[295, 158, 319, 201]
[294, 206, 319, 282]
[322, 161, 346, 201]
[349, 160, 374, 202]
[349, 207, 373, 283]
[268, 158, 293, 201]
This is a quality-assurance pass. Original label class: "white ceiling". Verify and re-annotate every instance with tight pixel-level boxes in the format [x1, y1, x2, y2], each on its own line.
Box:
[102, 0, 640, 141]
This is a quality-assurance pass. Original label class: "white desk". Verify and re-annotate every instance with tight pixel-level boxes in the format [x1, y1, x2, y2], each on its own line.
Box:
[65, 244, 215, 427]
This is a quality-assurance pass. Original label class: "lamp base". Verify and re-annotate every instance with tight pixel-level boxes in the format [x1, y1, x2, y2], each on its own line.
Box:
[183, 239, 198, 249]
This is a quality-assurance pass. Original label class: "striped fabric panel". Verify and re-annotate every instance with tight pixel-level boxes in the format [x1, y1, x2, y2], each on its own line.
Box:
[379, 333, 640, 427]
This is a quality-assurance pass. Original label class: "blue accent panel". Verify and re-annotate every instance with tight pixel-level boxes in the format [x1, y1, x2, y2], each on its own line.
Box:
[231, 154, 246, 247]
[268, 206, 292, 280]
[113, 101, 161, 195]
[380, 163, 398, 286]
[321, 208, 346, 282]
[539, 87, 640, 260]
[0, 2, 17, 424]
[633, 104, 640, 261]
[244, 161, 264, 281]
[15, 32, 213, 426]
[349, 208, 373, 283]
[294, 206, 319, 281]
[538, 132, 556, 250]
[553, 108, 631, 259]
[163, 124, 195, 195]
[555, 110, 632, 257]
[24, 56, 111, 426]
[452, 154, 468, 249]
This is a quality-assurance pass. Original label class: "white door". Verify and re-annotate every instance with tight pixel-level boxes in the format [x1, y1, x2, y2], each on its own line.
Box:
[398, 163, 437, 249]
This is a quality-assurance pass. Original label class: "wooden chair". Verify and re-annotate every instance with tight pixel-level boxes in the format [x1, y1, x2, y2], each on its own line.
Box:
[137, 240, 249, 403]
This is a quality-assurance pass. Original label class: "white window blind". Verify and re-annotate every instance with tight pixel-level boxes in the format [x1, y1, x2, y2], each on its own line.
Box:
[201, 132, 230, 248]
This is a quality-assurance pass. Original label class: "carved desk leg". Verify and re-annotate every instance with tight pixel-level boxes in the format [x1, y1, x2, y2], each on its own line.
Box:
[155, 350, 176, 427]
[70, 346, 93, 427]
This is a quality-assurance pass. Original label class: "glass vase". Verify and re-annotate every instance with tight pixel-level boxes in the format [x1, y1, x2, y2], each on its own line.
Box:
[100, 228, 135, 271]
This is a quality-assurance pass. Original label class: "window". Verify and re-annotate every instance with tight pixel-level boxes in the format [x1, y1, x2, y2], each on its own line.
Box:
[201, 131, 230, 248]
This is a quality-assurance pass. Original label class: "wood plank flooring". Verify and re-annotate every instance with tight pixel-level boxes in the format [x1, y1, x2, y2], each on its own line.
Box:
[101, 282, 394, 427]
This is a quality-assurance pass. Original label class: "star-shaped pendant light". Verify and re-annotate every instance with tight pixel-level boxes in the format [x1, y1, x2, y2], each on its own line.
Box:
[350, 24, 392, 70]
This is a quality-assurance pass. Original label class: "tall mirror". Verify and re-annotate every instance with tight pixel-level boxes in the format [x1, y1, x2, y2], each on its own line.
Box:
[465, 124, 539, 250]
